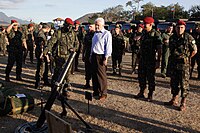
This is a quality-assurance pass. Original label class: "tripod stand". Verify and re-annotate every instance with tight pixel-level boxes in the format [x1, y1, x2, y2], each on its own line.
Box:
[15, 52, 92, 133]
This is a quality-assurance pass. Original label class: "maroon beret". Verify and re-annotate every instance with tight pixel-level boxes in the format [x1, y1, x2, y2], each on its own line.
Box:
[177, 20, 186, 26]
[65, 18, 74, 25]
[143, 17, 154, 24]
[74, 20, 80, 25]
[138, 24, 144, 29]
[28, 23, 34, 28]
[11, 20, 18, 24]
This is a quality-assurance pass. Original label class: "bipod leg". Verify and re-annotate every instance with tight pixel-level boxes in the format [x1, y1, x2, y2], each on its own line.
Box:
[63, 99, 92, 129]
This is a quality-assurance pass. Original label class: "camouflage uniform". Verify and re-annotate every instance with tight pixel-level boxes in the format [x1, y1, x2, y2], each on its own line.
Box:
[161, 32, 173, 77]
[130, 31, 142, 73]
[82, 30, 94, 87]
[0, 31, 8, 56]
[190, 30, 200, 79]
[138, 29, 162, 97]
[35, 30, 49, 88]
[5, 29, 25, 80]
[111, 29, 125, 75]
[43, 25, 79, 89]
[169, 32, 197, 98]
[23, 29, 34, 63]
[71, 28, 83, 73]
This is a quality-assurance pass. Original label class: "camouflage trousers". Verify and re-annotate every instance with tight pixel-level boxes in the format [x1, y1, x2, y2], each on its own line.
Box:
[170, 65, 190, 98]
[51, 56, 71, 85]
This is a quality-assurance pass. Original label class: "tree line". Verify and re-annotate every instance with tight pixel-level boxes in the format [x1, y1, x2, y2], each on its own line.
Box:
[88, 0, 200, 23]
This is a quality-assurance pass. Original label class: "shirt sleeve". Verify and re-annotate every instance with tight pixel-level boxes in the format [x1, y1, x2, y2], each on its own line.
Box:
[104, 31, 112, 58]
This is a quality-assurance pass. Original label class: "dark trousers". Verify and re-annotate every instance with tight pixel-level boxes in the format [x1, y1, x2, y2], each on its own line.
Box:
[91, 53, 107, 96]
[138, 62, 156, 92]
[5, 51, 23, 77]
[85, 58, 92, 82]
[132, 52, 139, 71]
[112, 54, 123, 70]
[23, 44, 34, 63]
[35, 57, 49, 84]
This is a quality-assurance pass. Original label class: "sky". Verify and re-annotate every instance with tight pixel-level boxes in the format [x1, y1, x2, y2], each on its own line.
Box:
[0, 0, 199, 23]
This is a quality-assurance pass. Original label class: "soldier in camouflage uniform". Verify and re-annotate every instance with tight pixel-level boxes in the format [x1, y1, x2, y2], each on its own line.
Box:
[190, 24, 200, 79]
[164, 21, 197, 111]
[43, 18, 79, 95]
[5, 20, 26, 81]
[136, 17, 162, 102]
[34, 23, 51, 89]
[82, 23, 95, 88]
[23, 23, 35, 64]
[160, 23, 174, 78]
[129, 24, 144, 74]
[111, 24, 125, 76]
[0, 27, 8, 56]
[71, 20, 82, 74]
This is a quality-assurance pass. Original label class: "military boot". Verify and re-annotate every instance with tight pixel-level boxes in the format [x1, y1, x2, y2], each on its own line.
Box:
[113, 68, 117, 75]
[147, 91, 153, 102]
[179, 97, 186, 111]
[16, 75, 23, 81]
[164, 95, 179, 106]
[135, 90, 145, 99]
[5, 75, 10, 82]
[118, 68, 122, 76]
[84, 80, 90, 89]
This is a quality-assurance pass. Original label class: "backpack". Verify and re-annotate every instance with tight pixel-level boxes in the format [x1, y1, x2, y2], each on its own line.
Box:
[0, 84, 34, 116]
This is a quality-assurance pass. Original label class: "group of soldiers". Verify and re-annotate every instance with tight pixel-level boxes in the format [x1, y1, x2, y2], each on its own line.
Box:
[0, 16, 200, 111]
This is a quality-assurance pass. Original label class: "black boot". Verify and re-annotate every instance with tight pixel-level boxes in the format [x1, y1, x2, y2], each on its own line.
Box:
[5, 75, 10, 82]
[135, 90, 145, 99]
[147, 91, 153, 102]
[16, 75, 23, 81]
[119, 68, 122, 76]
[113, 68, 117, 75]
[84, 80, 90, 89]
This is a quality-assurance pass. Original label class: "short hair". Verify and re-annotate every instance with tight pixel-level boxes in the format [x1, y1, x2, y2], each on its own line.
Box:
[95, 18, 105, 25]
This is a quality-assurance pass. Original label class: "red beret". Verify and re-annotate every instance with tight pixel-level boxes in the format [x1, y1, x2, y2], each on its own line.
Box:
[143, 17, 154, 24]
[138, 24, 144, 29]
[11, 20, 18, 24]
[65, 18, 74, 25]
[74, 20, 80, 25]
[177, 20, 186, 26]
[28, 23, 34, 28]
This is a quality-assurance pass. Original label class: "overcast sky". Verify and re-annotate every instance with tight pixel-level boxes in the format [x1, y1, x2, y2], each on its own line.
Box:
[0, 0, 199, 23]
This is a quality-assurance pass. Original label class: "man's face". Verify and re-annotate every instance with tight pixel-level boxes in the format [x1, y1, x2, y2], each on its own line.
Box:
[144, 23, 152, 32]
[12, 23, 18, 30]
[137, 27, 143, 32]
[89, 24, 95, 32]
[167, 26, 173, 33]
[176, 25, 185, 35]
[75, 24, 79, 29]
[95, 20, 104, 31]
[29, 26, 34, 31]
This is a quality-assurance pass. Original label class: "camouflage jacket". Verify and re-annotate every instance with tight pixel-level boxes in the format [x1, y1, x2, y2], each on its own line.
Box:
[0, 32, 7, 45]
[83, 31, 94, 58]
[169, 32, 197, 66]
[111, 30, 125, 56]
[7, 29, 25, 51]
[35, 30, 47, 58]
[139, 29, 162, 63]
[44, 27, 79, 57]
[161, 32, 173, 47]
